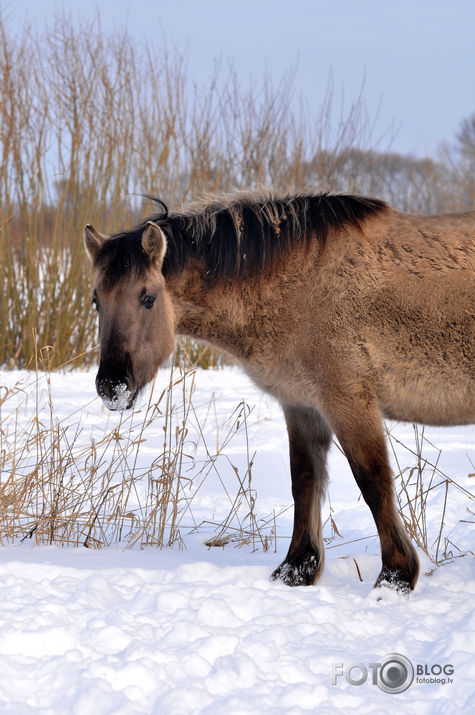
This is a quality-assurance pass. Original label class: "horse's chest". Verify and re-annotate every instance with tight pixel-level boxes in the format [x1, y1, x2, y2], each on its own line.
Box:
[243, 360, 322, 409]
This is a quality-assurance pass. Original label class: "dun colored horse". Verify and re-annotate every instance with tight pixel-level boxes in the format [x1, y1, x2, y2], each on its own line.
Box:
[84, 191, 474, 593]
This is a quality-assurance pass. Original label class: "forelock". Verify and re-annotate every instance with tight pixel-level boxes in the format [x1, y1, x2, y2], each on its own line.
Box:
[94, 233, 152, 291]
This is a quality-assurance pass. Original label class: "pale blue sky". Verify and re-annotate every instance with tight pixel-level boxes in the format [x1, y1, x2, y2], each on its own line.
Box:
[4, 0, 475, 157]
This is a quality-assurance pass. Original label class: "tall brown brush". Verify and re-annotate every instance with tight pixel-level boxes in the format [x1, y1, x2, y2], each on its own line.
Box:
[3, 14, 471, 370]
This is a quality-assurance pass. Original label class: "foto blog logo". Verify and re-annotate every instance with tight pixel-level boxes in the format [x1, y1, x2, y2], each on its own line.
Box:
[332, 653, 455, 693]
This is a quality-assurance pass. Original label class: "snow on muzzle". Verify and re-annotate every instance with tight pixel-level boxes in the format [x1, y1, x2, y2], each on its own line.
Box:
[96, 377, 137, 411]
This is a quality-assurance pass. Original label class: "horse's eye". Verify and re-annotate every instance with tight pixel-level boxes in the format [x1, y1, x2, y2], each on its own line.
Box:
[141, 294, 156, 309]
[92, 292, 99, 311]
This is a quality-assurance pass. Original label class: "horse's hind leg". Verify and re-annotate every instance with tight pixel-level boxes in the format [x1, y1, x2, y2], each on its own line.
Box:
[327, 391, 419, 594]
[271, 404, 331, 586]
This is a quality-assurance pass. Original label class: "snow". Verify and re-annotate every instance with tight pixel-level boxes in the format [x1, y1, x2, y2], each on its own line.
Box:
[0, 366, 474, 713]
[97, 380, 133, 411]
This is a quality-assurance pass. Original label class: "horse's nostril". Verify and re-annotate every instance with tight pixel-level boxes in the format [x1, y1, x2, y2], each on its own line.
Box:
[96, 377, 134, 411]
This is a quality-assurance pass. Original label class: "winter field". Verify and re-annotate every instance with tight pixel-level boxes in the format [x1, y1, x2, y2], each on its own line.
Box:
[0, 365, 473, 713]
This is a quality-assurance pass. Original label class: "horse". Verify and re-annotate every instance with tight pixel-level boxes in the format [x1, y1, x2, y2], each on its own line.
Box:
[84, 191, 474, 594]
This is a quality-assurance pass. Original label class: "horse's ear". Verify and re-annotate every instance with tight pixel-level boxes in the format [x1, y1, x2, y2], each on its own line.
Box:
[142, 221, 167, 268]
[84, 224, 107, 261]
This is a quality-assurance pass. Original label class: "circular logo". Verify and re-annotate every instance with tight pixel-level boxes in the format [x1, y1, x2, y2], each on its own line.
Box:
[377, 653, 414, 693]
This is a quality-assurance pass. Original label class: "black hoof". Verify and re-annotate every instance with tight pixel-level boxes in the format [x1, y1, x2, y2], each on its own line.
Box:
[374, 567, 413, 596]
[271, 552, 321, 587]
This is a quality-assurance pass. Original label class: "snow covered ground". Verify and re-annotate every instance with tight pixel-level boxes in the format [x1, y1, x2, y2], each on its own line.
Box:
[0, 366, 474, 713]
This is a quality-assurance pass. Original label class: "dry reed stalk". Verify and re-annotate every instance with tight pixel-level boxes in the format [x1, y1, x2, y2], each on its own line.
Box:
[0, 350, 274, 551]
[387, 424, 474, 565]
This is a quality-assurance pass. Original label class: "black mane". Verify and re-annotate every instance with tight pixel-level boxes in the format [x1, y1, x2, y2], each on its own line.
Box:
[96, 191, 387, 287]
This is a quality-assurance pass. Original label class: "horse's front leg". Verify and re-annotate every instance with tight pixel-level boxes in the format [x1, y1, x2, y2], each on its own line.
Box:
[271, 404, 331, 586]
[326, 388, 420, 594]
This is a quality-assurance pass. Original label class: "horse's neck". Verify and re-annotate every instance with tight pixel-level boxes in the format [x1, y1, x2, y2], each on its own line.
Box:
[168, 266, 260, 360]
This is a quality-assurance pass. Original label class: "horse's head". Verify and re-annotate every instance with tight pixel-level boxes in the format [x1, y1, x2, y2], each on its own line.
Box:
[84, 221, 175, 411]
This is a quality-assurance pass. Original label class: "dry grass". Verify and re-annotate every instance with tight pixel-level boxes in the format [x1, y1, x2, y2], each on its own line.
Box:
[196, 401, 278, 553]
[0, 352, 192, 547]
[387, 425, 474, 566]
[1, 353, 472, 568]
[0, 351, 280, 550]
[320, 427, 474, 570]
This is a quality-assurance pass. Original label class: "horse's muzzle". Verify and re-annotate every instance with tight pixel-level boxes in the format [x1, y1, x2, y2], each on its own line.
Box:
[96, 376, 136, 411]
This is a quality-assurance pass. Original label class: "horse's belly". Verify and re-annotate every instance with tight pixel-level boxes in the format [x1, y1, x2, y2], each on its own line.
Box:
[376, 365, 474, 426]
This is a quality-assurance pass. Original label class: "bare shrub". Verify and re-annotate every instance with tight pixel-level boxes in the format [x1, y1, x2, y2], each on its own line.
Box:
[0, 13, 414, 369]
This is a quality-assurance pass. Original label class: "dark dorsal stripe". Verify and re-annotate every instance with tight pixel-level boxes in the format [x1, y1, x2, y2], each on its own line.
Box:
[96, 192, 387, 288]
